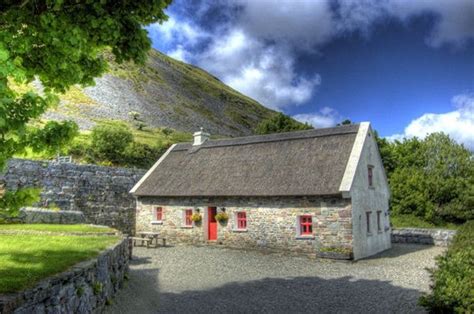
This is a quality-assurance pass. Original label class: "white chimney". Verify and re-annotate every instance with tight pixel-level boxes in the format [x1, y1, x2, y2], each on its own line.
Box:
[193, 127, 210, 146]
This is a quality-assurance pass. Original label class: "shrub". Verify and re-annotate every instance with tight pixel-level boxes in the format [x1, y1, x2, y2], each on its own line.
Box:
[90, 122, 133, 164]
[191, 213, 202, 222]
[215, 212, 228, 222]
[122, 142, 164, 168]
[420, 220, 474, 313]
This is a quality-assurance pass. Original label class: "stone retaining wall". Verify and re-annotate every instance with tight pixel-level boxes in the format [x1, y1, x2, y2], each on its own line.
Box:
[0, 237, 131, 314]
[391, 228, 457, 246]
[16, 207, 86, 224]
[0, 159, 145, 233]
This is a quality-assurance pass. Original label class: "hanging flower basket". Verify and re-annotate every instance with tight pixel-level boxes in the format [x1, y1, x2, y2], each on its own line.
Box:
[215, 212, 229, 222]
[191, 213, 202, 223]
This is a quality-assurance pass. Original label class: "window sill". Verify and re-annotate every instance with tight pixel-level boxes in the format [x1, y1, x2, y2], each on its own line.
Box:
[151, 221, 163, 225]
[232, 229, 248, 232]
[181, 225, 193, 229]
[367, 232, 373, 236]
[368, 186, 375, 190]
[296, 235, 315, 240]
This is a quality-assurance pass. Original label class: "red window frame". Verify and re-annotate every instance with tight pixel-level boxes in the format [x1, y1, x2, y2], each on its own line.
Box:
[299, 215, 313, 236]
[236, 211, 247, 230]
[185, 209, 193, 226]
[368, 166, 374, 187]
[155, 207, 163, 221]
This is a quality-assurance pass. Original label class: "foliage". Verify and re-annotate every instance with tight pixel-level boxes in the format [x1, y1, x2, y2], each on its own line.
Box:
[255, 112, 312, 135]
[63, 121, 183, 168]
[0, 188, 41, 217]
[420, 220, 474, 313]
[0, 230, 118, 293]
[376, 132, 473, 225]
[390, 214, 460, 230]
[191, 213, 202, 223]
[0, 224, 116, 234]
[215, 212, 229, 222]
[90, 122, 134, 164]
[0, 0, 171, 215]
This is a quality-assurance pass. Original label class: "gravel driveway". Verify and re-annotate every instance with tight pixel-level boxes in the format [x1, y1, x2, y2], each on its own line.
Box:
[106, 244, 444, 314]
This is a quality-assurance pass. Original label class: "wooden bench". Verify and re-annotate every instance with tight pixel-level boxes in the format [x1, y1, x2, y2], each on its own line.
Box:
[131, 237, 152, 248]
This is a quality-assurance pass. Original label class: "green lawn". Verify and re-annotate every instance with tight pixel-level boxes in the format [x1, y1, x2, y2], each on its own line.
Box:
[0, 225, 119, 293]
[390, 214, 460, 230]
[0, 223, 116, 233]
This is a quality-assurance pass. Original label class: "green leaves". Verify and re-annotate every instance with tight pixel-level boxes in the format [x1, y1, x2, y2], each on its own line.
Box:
[255, 112, 313, 134]
[377, 132, 474, 224]
[0, 0, 171, 215]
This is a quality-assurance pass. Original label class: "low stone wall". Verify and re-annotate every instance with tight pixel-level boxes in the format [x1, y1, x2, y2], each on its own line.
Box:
[1, 159, 146, 233]
[0, 237, 131, 314]
[17, 207, 86, 224]
[391, 228, 457, 246]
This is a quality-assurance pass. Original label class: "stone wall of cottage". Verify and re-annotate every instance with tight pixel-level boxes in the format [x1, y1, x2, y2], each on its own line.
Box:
[0, 159, 145, 234]
[0, 237, 130, 314]
[136, 196, 353, 258]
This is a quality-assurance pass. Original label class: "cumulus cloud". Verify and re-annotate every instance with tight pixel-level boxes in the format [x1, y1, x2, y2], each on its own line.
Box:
[389, 93, 474, 149]
[198, 30, 320, 108]
[147, 0, 473, 110]
[293, 107, 342, 128]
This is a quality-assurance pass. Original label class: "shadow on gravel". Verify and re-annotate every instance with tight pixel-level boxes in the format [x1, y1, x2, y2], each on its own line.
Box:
[363, 243, 435, 260]
[155, 276, 424, 314]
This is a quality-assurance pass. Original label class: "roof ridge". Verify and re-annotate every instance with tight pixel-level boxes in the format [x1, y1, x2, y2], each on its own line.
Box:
[173, 124, 360, 151]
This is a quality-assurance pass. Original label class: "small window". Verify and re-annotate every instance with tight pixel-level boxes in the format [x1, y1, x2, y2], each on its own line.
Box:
[377, 211, 382, 232]
[184, 209, 193, 227]
[368, 166, 374, 187]
[366, 211, 372, 234]
[299, 215, 313, 236]
[155, 207, 163, 221]
[236, 211, 247, 230]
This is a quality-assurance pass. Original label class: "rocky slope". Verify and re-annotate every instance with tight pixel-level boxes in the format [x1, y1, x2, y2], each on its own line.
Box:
[44, 49, 276, 137]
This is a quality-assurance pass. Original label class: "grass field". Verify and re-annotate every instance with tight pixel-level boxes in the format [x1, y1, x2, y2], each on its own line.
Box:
[0, 224, 119, 293]
[0, 224, 116, 233]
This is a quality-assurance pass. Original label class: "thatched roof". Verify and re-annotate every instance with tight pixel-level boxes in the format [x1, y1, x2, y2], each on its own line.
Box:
[132, 124, 361, 197]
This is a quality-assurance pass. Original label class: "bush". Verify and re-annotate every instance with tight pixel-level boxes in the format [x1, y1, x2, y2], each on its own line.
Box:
[90, 122, 133, 164]
[420, 220, 474, 313]
[122, 142, 164, 168]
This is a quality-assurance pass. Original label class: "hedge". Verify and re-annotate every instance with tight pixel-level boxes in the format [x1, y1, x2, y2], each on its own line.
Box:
[420, 220, 474, 313]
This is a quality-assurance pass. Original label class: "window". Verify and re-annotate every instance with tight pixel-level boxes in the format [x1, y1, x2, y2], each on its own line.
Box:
[368, 166, 374, 187]
[184, 209, 193, 227]
[155, 207, 163, 221]
[299, 215, 313, 236]
[366, 211, 372, 234]
[377, 211, 382, 232]
[236, 211, 247, 230]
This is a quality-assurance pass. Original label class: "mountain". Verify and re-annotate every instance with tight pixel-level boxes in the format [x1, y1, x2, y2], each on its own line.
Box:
[43, 49, 276, 137]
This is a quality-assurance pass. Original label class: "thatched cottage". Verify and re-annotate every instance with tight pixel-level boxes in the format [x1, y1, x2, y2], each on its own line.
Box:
[130, 123, 391, 260]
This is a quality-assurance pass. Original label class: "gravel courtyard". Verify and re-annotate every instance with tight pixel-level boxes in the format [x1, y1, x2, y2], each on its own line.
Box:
[106, 244, 444, 314]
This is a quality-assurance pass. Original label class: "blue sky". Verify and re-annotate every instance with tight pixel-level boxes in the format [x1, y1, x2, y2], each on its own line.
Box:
[146, 0, 474, 148]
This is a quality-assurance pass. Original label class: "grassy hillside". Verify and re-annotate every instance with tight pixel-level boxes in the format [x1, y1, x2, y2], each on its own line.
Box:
[40, 48, 276, 137]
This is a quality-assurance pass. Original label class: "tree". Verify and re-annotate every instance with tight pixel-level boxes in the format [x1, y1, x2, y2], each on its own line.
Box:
[379, 133, 474, 224]
[0, 1, 171, 214]
[90, 123, 134, 165]
[255, 113, 313, 135]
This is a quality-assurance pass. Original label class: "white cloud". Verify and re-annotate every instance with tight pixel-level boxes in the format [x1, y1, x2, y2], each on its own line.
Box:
[147, 0, 473, 110]
[389, 93, 474, 149]
[198, 30, 320, 109]
[293, 107, 342, 128]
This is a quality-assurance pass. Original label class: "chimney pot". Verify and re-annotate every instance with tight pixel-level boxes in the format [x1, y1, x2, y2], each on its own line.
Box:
[193, 128, 210, 146]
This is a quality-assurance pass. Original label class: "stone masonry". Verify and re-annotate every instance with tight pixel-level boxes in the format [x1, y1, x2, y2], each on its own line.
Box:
[136, 196, 355, 258]
[391, 228, 457, 246]
[0, 159, 145, 234]
[0, 237, 130, 314]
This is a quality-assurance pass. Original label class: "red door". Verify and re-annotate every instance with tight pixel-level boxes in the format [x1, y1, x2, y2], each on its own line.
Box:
[208, 207, 217, 240]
